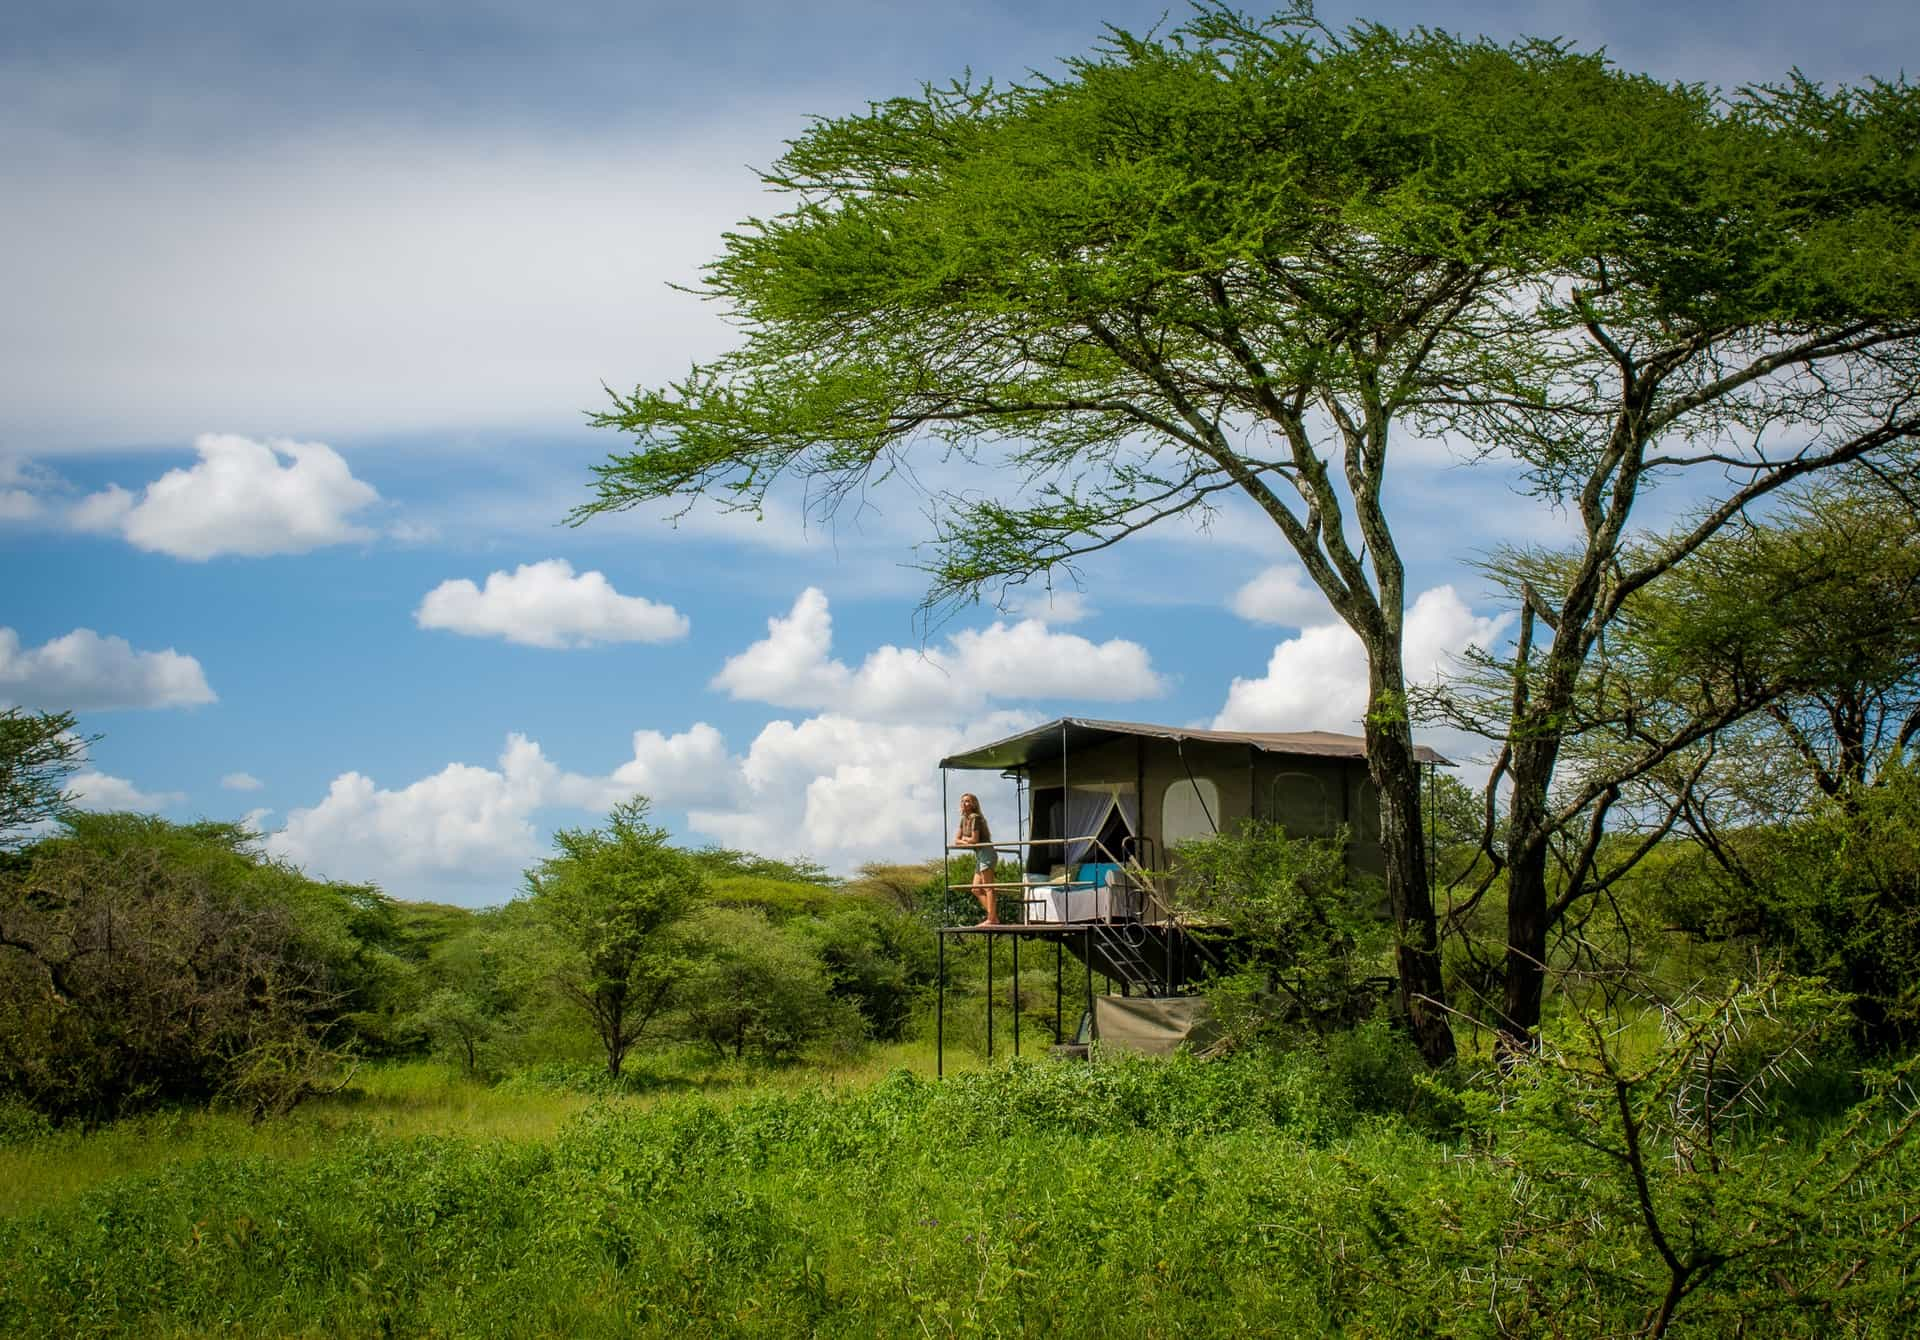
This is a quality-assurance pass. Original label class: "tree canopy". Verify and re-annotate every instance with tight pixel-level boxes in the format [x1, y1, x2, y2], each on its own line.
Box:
[0, 707, 92, 846]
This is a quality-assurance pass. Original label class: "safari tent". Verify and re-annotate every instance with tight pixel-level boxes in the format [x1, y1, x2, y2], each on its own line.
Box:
[931, 717, 1450, 1070]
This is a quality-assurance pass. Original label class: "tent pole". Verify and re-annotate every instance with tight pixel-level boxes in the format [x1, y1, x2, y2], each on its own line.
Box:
[1012, 932, 1021, 1058]
[986, 933, 995, 1062]
[1084, 929, 1094, 1047]
[1054, 935, 1063, 1043]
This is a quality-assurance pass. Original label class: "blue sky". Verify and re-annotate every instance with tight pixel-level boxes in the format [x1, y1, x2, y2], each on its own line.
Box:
[4, 1, 1914, 904]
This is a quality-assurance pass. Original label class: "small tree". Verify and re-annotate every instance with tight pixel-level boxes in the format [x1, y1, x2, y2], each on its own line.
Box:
[1172, 821, 1390, 1040]
[796, 900, 938, 1041]
[675, 906, 854, 1062]
[522, 798, 703, 1078]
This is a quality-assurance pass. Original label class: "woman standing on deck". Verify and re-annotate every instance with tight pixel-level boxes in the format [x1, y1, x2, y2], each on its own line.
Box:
[955, 793, 999, 924]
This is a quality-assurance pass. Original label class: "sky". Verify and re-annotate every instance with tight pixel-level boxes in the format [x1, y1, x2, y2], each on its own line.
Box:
[4, 0, 1914, 905]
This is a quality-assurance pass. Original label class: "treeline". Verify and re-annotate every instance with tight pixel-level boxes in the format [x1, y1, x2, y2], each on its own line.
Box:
[0, 798, 953, 1123]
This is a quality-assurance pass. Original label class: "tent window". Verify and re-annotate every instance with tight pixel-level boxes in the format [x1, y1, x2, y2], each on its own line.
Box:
[1162, 777, 1220, 848]
[1270, 771, 1334, 838]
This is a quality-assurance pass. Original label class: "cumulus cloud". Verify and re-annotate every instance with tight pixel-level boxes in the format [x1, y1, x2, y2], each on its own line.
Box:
[267, 724, 745, 894]
[415, 559, 689, 649]
[271, 733, 559, 885]
[713, 588, 1164, 719]
[687, 712, 1030, 869]
[600, 723, 741, 809]
[262, 707, 1027, 899]
[1213, 586, 1510, 741]
[72, 433, 380, 559]
[221, 771, 264, 792]
[1229, 564, 1331, 627]
[0, 627, 215, 710]
[69, 770, 185, 812]
[264, 592, 1156, 896]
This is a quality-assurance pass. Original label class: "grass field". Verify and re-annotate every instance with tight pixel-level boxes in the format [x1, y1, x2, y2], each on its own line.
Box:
[1, 1038, 1913, 1337]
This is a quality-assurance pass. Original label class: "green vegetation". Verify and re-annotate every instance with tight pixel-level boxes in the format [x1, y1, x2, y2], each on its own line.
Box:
[0, 706, 91, 843]
[5, 7, 1920, 1333]
[2, 1026, 1913, 1338]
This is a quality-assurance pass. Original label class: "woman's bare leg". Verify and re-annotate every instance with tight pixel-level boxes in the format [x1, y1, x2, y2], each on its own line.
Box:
[974, 867, 998, 923]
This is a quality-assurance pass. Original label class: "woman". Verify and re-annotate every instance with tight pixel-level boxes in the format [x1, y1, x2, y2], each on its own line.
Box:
[955, 793, 1000, 924]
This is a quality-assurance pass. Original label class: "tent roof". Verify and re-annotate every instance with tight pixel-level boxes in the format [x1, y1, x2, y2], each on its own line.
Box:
[939, 717, 1453, 771]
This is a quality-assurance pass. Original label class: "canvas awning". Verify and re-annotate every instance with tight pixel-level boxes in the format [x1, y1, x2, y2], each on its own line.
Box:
[939, 717, 1452, 771]
[1093, 995, 1221, 1055]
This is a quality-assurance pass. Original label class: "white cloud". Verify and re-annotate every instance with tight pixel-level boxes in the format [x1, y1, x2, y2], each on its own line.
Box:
[602, 723, 742, 809]
[686, 712, 1030, 870]
[265, 590, 1154, 894]
[389, 519, 441, 545]
[0, 626, 215, 710]
[1005, 588, 1093, 625]
[1213, 586, 1510, 742]
[69, 771, 185, 812]
[267, 724, 745, 893]
[221, 771, 264, 792]
[711, 587, 850, 705]
[415, 558, 689, 649]
[713, 587, 1164, 719]
[261, 708, 1028, 897]
[1229, 564, 1331, 627]
[0, 457, 61, 521]
[72, 433, 380, 559]
[270, 733, 559, 885]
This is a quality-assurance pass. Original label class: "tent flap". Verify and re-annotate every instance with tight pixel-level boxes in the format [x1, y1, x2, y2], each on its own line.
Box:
[1094, 995, 1220, 1056]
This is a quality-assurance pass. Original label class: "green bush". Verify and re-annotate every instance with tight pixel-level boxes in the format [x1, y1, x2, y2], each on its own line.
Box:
[675, 907, 861, 1061]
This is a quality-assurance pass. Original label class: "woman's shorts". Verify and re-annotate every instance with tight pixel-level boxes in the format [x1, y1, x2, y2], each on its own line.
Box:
[974, 847, 999, 871]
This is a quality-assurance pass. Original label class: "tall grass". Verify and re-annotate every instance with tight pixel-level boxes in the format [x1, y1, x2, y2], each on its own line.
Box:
[1, 1043, 1910, 1337]
[0, 1043, 989, 1219]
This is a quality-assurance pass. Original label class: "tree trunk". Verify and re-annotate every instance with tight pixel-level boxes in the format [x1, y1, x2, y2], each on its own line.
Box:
[1501, 736, 1556, 1052]
[1364, 663, 1456, 1067]
[604, 992, 626, 1078]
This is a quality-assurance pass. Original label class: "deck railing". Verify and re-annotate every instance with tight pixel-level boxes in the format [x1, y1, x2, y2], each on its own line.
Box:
[944, 834, 1166, 925]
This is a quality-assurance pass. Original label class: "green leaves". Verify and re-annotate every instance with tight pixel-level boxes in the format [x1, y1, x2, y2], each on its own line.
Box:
[0, 707, 92, 846]
[522, 797, 706, 1077]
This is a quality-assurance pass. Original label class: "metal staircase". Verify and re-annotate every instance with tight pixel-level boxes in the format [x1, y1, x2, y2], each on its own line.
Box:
[1088, 919, 1164, 993]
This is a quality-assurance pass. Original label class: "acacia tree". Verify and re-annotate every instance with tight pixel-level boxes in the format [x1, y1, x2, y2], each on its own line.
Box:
[1, 708, 92, 846]
[1423, 59, 1920, 1044]
[1423, 483, 1920, 1024]
[523, 798, 704, 1078]
[579, 7, 1919, 1063]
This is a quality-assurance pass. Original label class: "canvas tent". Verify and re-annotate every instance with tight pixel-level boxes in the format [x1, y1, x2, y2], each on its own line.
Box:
[940, 716, 1450, 890]
[931, 718, 1452, 1069]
